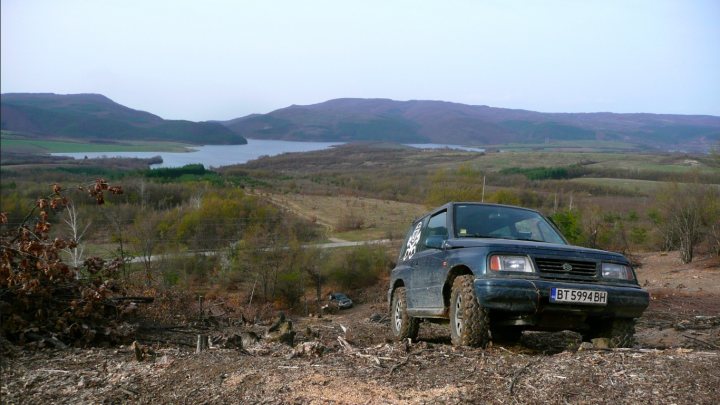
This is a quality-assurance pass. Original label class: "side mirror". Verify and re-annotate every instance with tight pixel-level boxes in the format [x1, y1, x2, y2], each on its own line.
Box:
[424, 235, 446, 250]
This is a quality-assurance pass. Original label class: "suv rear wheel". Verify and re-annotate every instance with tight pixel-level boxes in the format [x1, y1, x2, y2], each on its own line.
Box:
[390, 287, 419, 340]
[449, 275, 490, 347]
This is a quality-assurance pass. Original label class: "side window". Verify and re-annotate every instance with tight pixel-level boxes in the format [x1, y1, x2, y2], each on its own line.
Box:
[515, 218, 541, 240]
[400, 219, 425, 261]
[537, 220, 566, 244]
[419, 211, 448, 251]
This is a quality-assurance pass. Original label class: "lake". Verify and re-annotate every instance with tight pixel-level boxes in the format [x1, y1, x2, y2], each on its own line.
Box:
[407, 144, 485, 153]
[52, 139, 484, 168]
[52, 139, 344, 168]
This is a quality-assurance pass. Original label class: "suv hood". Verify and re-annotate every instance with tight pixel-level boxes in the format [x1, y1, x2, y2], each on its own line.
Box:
[445, 238, 627, 262]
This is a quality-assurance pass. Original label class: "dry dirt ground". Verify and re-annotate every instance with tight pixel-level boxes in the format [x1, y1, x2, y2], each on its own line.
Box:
[2, 252, 719, 404]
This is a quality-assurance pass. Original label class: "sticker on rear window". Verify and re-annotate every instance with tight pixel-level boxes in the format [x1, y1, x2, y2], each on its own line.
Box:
[403, 222, 423, 261]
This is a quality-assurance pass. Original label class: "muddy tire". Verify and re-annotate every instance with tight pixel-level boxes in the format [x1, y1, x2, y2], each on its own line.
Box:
[585, 318, 637, 348]
[449, 275, 490, 347]
[390, 287, 419, 340]
[608, 319, 637, 348]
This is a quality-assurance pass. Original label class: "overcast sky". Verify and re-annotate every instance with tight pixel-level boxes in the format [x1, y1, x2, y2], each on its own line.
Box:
[2, 0, 719, 121]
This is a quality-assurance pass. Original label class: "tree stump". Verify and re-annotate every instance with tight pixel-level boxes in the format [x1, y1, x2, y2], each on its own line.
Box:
[196, 334, 209, 353]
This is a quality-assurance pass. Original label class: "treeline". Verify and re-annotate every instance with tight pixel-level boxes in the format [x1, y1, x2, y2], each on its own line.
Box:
[500, 165, 586, 180]
[144, 209, 392, 311]
[500, 164, 720, 184]
[246, 159, 719, 207]
[2, 150, 718, 321]
[233, 155, 720, 262]
[145, 163, 208, 178]
[420, 164, 720, 261]
[548, 184, 719, 263]
[1, 163, 396, 315]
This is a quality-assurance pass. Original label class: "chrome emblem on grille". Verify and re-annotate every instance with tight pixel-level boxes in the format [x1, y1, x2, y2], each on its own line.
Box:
[562, 263, 573, 272]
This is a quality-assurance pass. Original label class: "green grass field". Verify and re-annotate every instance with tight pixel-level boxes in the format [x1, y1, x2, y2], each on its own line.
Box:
[488, 140, 644, 152]
[570, 177, 720, 194]
[570, 178, 670, 194]
[466, 151, 718, 175]
[1, 132, 193, 153]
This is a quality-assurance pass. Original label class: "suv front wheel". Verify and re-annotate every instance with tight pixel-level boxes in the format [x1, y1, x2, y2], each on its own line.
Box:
[584, 318, 637, 348]
[449, 275, 490, 347]
[390, 287, 419, 340]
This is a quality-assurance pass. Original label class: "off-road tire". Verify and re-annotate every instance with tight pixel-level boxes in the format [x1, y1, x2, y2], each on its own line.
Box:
[449, 275, 490, 347]
[585, 318, 637, 348]
[608, 319, 637, 348]
[390, 287, 419, 340]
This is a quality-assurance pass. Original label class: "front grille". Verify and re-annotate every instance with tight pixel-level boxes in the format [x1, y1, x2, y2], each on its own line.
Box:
[535, 258, 597, 278]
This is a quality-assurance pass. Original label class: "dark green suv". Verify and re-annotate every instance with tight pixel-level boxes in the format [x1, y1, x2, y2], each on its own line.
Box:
[388, 202, 649, 347]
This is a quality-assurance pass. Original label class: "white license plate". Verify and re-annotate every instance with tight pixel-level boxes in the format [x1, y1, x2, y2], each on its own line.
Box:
[550, 288, 607, 305]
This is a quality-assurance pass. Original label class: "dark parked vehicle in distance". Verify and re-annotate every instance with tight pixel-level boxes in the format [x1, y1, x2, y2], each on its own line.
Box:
[388, 202, 650, 348]
[329, 292, 353, 309]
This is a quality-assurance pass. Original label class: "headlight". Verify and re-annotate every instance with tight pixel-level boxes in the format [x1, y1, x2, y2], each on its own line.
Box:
[489, 255, 535, 273]
[602, 263, 634, 280]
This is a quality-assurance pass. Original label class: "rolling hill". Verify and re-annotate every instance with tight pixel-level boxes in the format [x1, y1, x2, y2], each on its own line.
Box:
[1, 93, 247, 145]
[223, 98, 720, 151]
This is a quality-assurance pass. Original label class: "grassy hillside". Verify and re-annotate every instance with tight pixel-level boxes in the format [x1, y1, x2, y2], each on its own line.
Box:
[1, 93, 247, 145]
[1, 131, 192, 153]
[223, 98, 720, 152]
[259, 192, 427, 241]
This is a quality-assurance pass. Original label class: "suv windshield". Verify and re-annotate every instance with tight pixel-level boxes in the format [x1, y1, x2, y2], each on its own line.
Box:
[454, 204, 566, 244]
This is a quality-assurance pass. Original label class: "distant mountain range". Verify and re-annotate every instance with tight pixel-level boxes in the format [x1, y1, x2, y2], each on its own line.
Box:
[2, 94, 718, 151]
[1, 93, 247, 145]
[222, 98, 720, 152]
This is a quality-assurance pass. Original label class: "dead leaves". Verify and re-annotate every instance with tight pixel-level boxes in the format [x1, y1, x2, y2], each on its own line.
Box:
[1, 182, 131, 347]
[77, 179, 123, 205]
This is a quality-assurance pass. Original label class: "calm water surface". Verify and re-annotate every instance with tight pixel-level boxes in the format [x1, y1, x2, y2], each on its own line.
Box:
[406, 143, 485, 153]
[52, 140, 484, 168]
[53, 139, 343, 168]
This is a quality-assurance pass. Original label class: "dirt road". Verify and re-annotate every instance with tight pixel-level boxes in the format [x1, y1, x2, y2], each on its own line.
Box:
[2, 252, 719, 404]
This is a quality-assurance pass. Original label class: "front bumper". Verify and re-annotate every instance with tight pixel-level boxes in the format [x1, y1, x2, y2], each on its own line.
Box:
[474, 278, 649, 319]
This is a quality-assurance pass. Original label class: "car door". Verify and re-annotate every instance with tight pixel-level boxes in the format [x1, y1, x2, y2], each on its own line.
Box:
[409, 210, 449, 310]
[397, 217, 427, 309]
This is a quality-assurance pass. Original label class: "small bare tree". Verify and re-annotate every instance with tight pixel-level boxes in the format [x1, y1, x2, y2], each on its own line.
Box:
[301, 247, 325, 314]
[708, 195, 720, 257]
[235, 222, 284, 303]
[582, 205, 605, 249]
[658, 183, 716, 264]
[130, 211, 162, 285]
[102, 204, 136, 279]
[62, 202, 91, 272]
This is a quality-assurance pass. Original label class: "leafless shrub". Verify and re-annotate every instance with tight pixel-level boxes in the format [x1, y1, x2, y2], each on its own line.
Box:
[335, 212, 365, 232]
[0, 180, 132, 347]
[657, 183, 719, 263]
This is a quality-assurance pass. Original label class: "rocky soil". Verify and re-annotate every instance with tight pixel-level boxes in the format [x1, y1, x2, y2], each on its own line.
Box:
[2, 252, 719, 404]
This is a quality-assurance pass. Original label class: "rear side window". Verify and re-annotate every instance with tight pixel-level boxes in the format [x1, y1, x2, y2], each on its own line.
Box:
[400, 219, 425, 261]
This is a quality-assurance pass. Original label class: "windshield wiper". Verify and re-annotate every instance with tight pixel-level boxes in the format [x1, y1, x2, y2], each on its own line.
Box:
[460, 234, 549, 243]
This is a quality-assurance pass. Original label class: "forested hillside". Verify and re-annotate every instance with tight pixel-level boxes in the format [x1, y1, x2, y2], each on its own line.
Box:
[1, 93, 247, 145]
[223, 98, 720, 151]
